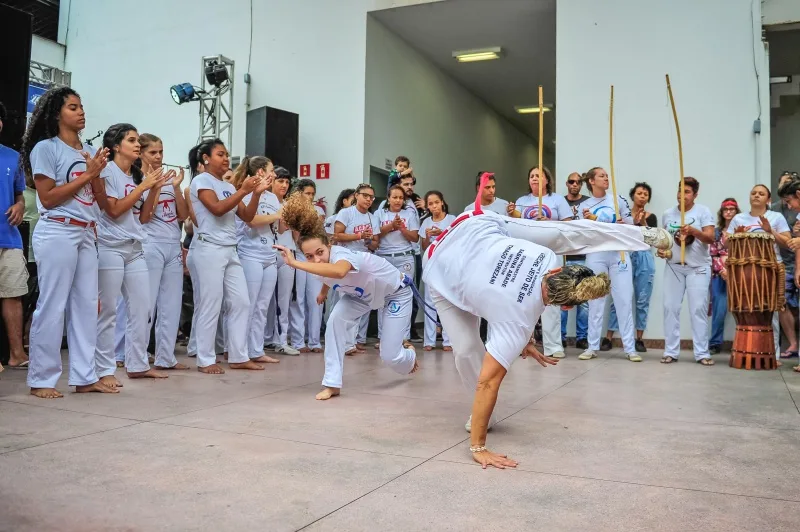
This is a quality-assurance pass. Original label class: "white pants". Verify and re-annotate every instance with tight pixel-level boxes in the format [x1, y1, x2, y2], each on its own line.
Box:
[289, 268, 324, 349]
[266, 253, 294, 346]
[586, 251, 635, 353]
[114, 296, 126, 363]
[663, 263, 711, 360]
[377, 253, 415, 341]
[188, 238, 249, 367]
[27, 220, 99, 389]
[144, 241, 183, 367]
[502, 218, 651, 255]
[541, 305, 563, 356]
[424, 282, 450, 348]
[96, 240, 151, 376]
[322, 286, 416, 389]
[240, 256, 278, 358]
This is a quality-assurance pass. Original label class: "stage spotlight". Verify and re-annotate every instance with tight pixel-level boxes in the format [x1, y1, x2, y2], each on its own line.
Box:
[204, 60, 229, 87]
[170, 83, 196, 105]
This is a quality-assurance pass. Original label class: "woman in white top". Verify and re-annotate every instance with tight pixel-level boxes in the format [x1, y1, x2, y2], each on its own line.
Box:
[375, 185, 419, 346]
[289, 179, 326, 353]
[189, 138, 268, 374]
[22, 87, 116, 398]
[232, 155, 281, 364]
[727, 184, 791, 361]
[418, 190, 455, 351]
[275, 194, 419, 401]
[324, 188, 355, 240]
[509, 166, 573, 360]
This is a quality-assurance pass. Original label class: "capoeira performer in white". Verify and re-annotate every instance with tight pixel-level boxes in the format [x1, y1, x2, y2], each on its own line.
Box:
[274, 193, 420, 400]
[423, 173, 671, 469]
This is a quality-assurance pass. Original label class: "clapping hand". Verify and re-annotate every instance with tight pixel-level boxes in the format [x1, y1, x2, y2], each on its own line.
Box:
[758, 215, 773, 234]
[172, 167, 185, 188]
[82, 148, 109, 179]
[141, 168, 166, 190]
[392, 215, 403, 230]
[241, 175, 261, 193]
[506, 202, 516, 216]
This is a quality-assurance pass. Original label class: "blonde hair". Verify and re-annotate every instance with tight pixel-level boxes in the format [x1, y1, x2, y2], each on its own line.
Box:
[232, 155, 271, 190]
[546, 265, 610, 306]
[282, 192, 329, 248]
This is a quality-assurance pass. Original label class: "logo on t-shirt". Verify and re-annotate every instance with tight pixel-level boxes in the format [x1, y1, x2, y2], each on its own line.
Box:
[124, 183, 144, 215]
[591, 205, 616, 223]
[353, 223, 372, 234]
[666, 217, 695, 237]
[66, 160, 94, 206]
[157, 190, 177, 222]
[521, 205, 553, 220]
[223, 191, 232, 198]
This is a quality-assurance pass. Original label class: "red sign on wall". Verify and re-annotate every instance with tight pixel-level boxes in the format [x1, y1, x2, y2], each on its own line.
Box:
[316, 163, 330, 180]
[299, 164, 311, 177]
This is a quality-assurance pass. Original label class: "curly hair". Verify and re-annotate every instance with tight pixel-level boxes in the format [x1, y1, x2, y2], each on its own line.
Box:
[334, 188, 356, 214]
[282, 191, 329, 248]
[20, 87, 81, 182]
[629, 182, 652, 201]
[545, 264, 611, 306]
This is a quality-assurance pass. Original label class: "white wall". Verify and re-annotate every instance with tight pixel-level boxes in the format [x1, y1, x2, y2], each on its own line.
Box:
[31, 36, 66, 69]
[364, 17, 539, 211]
[557, 0, 771, 342]
[763, 0, 800, 25]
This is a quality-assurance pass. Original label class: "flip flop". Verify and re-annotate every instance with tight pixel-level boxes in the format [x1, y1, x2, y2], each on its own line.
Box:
[697, 358, 715, 366]
[8, 360, 29, 369]
[780, 350, 798, 359]
[661, 356, 676, 364]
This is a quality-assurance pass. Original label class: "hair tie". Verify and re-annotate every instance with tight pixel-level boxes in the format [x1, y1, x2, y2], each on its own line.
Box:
[721, 200, 738, 208]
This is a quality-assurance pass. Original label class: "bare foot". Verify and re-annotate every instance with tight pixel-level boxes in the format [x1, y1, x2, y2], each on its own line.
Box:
[75, 381, 120, 394]
[424, 346, 434, 351]
[345, 348, 358, 357]
[99, 375, 123, 388]
[9, 351, 29, 368]
[409, 359, 421, 374]
[299, 347, 311, 353]
[154, 363, 190, 370]
[229, 360, 265, 371]
[0, 362, 3, 373]
[443, 346, 453, 352]
[198, 364, 225, 374]
[222, 352, 229, 361]
[148, 355, 155, 364]
[116, 361, 124, 368]
[356, 343, 367, 351]
[127, 369, 169, 379]
[252, 355, 280, 364]
[30, 387, 63, 399]
[315, 387, 340, 400]
[311, 348, 323, 353]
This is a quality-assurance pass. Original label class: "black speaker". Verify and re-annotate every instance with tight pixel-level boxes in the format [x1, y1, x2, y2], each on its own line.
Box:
[245, 106, 299, 176]
[0, 4, 32, 151]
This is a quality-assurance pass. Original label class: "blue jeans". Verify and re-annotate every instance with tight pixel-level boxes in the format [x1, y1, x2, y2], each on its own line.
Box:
[608, 250, 654, 332]
[561, 259, 588, 340]
[709, 275, 727, 348]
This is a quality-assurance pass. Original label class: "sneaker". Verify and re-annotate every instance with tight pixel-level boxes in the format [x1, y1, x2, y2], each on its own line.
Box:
[578, 350, 597, 360]
[465, 415, 495, 433]
[635, 339, 647, 353]
[641, 227, 671, 250]
[709, 345, 721, 355]
[575, 338, 588, 350]
[264, 343, 279, 351]
[627, 353, 642, 362]
[277, 344, 300, 356]
[550, 351, 566, 359]
[600, 338, 612, 351]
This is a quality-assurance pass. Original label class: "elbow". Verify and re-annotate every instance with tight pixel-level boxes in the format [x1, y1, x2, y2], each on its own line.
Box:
[39, 196, 58, 210]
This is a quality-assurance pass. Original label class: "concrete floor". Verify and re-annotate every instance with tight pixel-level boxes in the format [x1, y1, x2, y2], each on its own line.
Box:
[1, 345, 799, 532]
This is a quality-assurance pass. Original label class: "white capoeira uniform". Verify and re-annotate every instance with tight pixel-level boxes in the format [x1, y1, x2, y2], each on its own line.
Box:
[419, 213, 456, 348]
[577, 193, 637, 354]
[375, 205, 419, 341]
[423, 205, 656, 411]
[320, 246, 417, 388]
[237, 190, 280, 359]
[265, 207, 295, 349]
[289, 205, 326, 350]
[188, 172, 250, 368]
[27, 138, 102, 389]
[94, 161, 151, 377]
[727, 210, 790, 359]
[514, 192, 573, 356]
[334, 205, 380, 347]
[662, 204, 715, 361]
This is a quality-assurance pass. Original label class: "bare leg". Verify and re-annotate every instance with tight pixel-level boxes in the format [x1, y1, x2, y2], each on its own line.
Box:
[469, 353, 517, 469]
[3, 298, 28, 367]
[779, 309, 798, 352]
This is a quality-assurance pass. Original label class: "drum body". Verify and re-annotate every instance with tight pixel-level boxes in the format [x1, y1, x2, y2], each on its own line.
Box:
[725, 232, 784, 370]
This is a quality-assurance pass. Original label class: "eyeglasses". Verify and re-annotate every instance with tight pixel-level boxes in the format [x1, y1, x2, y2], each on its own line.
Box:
[722, 207, 737, 212]
[359, 193, 375, 199]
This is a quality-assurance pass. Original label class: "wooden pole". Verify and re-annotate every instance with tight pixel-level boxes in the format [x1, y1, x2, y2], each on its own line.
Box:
[538, 85, 544, 215]
[666, 74, 686, 265]
[609, 85, 625, 263]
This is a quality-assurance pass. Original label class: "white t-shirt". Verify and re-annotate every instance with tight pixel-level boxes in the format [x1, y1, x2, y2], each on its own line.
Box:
[419, 214, 456, 245]
[662, 204, 715, 267]
[190, 172, 238, 246]
[514, 193, 573, 221]
[324, 214, 336, 236]
[97, 161, 146, 245]
[30, 137, 101, 223]
[576, 193, 633, 224]
[143, 186, 182, 244]
[422, 210, 557, 370]
[334, 206, 379, 253]
[376, 206, 420, 254]
[236, 191, 280, 263]
[378, 198, 421, 255]
[727, 210, 791, 262]
[463, 197, 510, 216]
[325, 246, 404, 310]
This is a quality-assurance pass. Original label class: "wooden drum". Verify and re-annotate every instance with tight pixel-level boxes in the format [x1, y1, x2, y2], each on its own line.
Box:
[725, 232, 785, 370]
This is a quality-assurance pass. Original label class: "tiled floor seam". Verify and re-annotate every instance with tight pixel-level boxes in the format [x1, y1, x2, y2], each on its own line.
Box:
[0, 421, 147, 456]
[779, 369, 800, 415]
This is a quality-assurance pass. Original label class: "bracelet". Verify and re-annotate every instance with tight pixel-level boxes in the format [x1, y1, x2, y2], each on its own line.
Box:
[469, 445, 487, 453]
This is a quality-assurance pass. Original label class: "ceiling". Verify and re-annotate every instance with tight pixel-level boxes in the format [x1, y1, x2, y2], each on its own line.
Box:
[370, 0, 556, 146]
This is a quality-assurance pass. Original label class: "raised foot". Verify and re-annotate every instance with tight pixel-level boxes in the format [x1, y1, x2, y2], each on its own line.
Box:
[30, 387, 63, 399]
[229, 360, 265, 371]
[251, 354, 280, 364]
[127, 368, 169, 379]
[409, 359, 421, 374]
[154, 363, 190, 370]
[75, 381, 119, 394]
[198, 364, 225, 374]
[315, 387, 340, 400]
[99, 375, 123, 388]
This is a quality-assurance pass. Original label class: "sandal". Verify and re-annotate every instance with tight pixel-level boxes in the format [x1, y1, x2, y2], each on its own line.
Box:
[660, 356, 676, 364]
[780, 350, 798, 359]
[697, 358, 715, 366]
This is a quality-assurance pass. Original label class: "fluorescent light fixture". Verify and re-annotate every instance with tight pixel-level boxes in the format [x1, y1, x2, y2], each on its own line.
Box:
[770, 76, 792, 84]
[453, 47, 503, 63]
[515, 105, 552, 114]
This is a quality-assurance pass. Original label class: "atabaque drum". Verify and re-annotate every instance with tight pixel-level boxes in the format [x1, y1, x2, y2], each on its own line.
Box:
[725, 232, 785, 370]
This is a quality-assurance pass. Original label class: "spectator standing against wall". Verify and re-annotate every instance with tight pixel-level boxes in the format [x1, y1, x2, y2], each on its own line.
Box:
[709, 198, 739, 354]
[562, 172, 589, 349]
[773, 171, 799, 359]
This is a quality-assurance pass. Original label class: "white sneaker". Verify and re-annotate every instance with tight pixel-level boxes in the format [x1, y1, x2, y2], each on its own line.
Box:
[277, 344, 300, 356]
[578, 350, 597, 360]
[550, 351, 566, 359]
[464, 415, 495, 433]
[641, 227, 671, 250]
